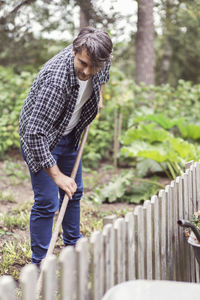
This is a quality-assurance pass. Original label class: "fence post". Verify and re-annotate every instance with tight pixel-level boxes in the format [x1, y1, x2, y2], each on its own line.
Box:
[187, 167, 196, 283]
[134, 205, 146, 279]
[192, 164, 197, 213]
[59, 246, 76, 300]
[151, 195, 161, 280]
[167, 183, 174, 280]
[125, 212, 135, 281]
[114, 218, 126, 284]
[75, 237, 89, 300]
[176, 176, 184, 282]
[183, 172, 191, 282]
[196, 162, 200, 210]
[171, 180, 178, 281]
[20, 264, 38, 300]
[103, 215, 116, 227]
[90, 231, 103, 300]
[41, 254, 57, 300]
[194, 163, 200, 282]
[102, 223, 115, 293]
[158, 190, 167, 280]
[143, 200, 153, 280]
[0, 276, 16, 300]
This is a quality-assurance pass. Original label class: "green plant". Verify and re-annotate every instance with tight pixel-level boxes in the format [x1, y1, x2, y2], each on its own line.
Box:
[0, 240, 31, 279]
[0, 190, 16, 203]
[0, 211, 29, 230]
[0, 66, 36, 156]
[2, 160, 29, 185]
[191, 211, 200, 230]
[85, 170, 162, 204]
[120, 121, 200, 179]
[80, 200, 133, 236]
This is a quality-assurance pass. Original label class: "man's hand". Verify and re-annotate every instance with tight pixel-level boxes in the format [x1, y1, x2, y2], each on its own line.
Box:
[45, 164, 77, 199]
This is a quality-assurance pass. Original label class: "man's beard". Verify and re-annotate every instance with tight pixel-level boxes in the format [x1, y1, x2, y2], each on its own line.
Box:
[75, 68, 91, 81]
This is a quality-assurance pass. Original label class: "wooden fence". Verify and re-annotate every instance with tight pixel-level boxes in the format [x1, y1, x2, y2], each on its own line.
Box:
[0, 161, 200, 300]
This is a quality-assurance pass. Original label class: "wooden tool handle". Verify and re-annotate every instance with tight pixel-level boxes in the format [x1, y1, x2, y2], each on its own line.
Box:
[37, 126, 90, 298]
[46, 125, 90, 257]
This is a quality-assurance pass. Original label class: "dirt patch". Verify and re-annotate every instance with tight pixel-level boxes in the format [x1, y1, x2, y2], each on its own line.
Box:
[0, 155, 170, 279]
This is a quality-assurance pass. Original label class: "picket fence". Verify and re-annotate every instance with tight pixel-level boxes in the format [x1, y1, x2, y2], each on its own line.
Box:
[0, 161, 200, 300]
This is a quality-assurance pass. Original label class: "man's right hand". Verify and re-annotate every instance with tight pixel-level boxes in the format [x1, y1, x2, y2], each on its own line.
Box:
[44, 164, 77, 199]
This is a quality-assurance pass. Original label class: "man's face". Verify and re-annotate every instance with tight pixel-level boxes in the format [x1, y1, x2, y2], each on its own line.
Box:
[73, 48, 101, 81]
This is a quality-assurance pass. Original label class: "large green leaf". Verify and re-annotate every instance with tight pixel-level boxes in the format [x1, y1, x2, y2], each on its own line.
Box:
[169, 137, 200, 160]
[136, 158, 163, 178]
[135, 113, 176, 130]
[121, 140, 177, 163]
[176, 119, 200, 140]
[123, 123, 170, 145]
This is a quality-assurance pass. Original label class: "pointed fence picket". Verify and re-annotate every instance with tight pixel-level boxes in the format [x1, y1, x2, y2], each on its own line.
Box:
[1, 161, 200, 300]
[143, 200, 153, 280]
[20, 264, 37, 300]
[124, 212, 135, 281]
[58, 246, 76, 300]
[114, 218, 126, 284]
[102, 223, 115, 292]
[90, 231, 103, 300]
[0, 276, 16, 300]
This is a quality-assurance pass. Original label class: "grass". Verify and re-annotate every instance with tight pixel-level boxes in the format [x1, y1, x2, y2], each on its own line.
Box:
[80, 200, 133, 236]
[0, 190, 134, 281]
[0, 210, 30, 230]
[2, 160, 29, 185]
[0, 240, 31, 280]
[0, 190, 17, 203]
[12, 201, 32, 213]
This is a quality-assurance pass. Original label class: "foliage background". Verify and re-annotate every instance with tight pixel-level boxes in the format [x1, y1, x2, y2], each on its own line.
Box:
[1, 0, 200, 203]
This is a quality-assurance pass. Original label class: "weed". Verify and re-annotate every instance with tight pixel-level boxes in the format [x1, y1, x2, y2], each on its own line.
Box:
[12, 201, 32, 214]
[0, 211, 29, 230]
[83, 169, 99, 191]
[0, 190, 16, 203]
[0, 240, 31, 279]
[80, 201, 133, 237]
[0, 228, 13, 237]
[2, 160, 29, 185]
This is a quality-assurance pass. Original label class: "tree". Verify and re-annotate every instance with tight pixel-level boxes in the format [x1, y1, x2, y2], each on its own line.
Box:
[76, 0, 118, 29]
[135, 0, 155, 85]
[156, 0, 200, 85]
[0, 0, 118, 68]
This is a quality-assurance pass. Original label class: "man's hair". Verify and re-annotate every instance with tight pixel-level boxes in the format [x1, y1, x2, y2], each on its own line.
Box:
[73, 27, 113, 69]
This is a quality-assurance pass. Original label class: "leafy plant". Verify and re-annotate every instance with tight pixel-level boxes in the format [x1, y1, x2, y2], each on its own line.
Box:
[0, 211, 29, 230]
[0, 191, 16, 203]
[85, 170, 163, 204]
[0, 240, 31, 279]
[2, 160, 29, 185]
[120, 123, 200, 179]
[0, 66, 36, 156]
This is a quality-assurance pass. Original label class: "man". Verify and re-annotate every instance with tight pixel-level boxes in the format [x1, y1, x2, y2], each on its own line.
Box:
[19, 27, 113, 266]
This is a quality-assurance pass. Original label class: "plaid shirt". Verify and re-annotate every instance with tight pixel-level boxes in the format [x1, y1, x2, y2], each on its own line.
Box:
[19, 45, 111, 173]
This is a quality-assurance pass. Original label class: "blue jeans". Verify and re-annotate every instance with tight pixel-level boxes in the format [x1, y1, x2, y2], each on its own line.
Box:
[21, 133, 83, 264]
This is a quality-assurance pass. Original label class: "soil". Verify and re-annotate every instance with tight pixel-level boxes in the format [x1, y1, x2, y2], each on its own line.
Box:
[0, 153, 136, 276]
[0, 151, 170, 279]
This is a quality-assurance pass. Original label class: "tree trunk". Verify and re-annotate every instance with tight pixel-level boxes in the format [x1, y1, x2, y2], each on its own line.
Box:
[80, 6, 89, 29]
[135, 0, 155, 85]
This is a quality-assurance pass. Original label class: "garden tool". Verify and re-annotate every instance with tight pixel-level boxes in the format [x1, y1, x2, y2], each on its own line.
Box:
[178, 219, 200, 266]
[178, 219, 200, 243]
[36, 125, 90, 298]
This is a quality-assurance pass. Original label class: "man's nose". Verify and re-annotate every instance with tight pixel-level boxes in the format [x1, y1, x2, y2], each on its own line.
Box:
[84, 66, 91, 76]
